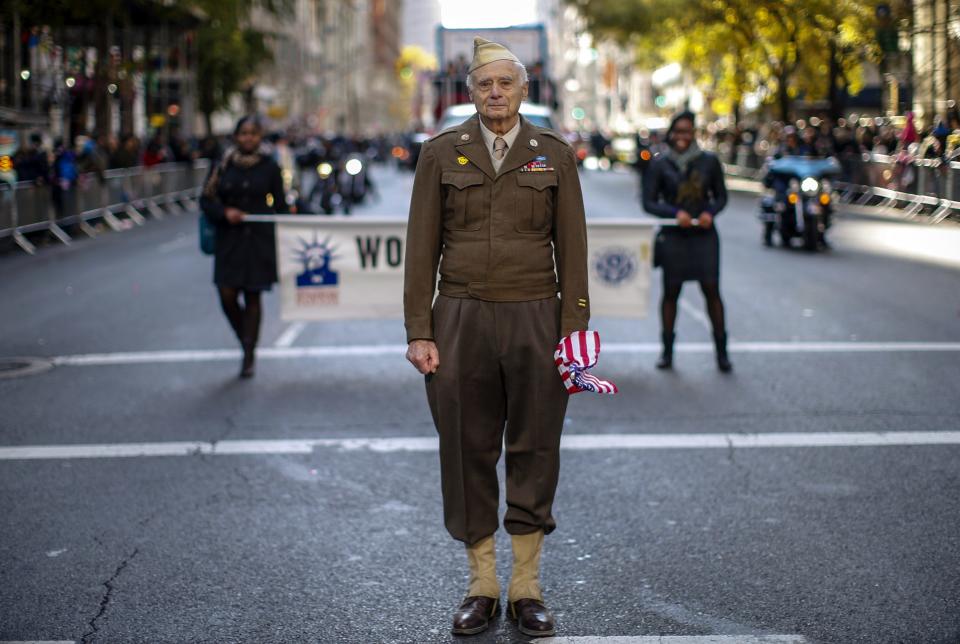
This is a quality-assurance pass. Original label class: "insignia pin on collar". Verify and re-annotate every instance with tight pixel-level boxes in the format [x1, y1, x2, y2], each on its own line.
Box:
[457, 156, 469, 165]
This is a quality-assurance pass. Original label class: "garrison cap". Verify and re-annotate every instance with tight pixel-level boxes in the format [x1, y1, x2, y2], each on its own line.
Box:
[468, 37, 522, 73]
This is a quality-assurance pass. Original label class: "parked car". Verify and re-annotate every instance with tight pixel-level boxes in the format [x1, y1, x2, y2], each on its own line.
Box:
[435, 103, 557, 133]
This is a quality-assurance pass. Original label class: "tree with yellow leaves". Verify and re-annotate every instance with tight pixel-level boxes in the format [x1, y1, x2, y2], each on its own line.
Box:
[570, 0, 901, 120]
[394, 45, 438, 129]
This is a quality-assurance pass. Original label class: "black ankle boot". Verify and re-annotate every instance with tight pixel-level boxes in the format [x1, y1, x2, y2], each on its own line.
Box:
[239, 342, 256, 379]
[656, 332, 675, 369]
[714, 332, 732, 373]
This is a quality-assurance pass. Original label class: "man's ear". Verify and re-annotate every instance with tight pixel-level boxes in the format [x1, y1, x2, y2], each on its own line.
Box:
[522, 83, 529, 101]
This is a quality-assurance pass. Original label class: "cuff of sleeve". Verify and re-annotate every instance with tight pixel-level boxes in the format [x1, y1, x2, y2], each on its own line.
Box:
[405, 321, 434, 344]
[560, 316, 589, 340]
[407, 336, 434, 345]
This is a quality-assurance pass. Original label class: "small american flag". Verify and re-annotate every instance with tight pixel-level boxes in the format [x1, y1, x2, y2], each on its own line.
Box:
[554, 331, 619, 395]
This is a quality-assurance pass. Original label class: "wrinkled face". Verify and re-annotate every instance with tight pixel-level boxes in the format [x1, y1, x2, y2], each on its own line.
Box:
[235, 122, 262, 153]
[669, 118, 694, 153]
[469, 59, 528, 123]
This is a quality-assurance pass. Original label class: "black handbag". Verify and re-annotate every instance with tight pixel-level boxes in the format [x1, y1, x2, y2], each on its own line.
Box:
[198, 213, 216, 255]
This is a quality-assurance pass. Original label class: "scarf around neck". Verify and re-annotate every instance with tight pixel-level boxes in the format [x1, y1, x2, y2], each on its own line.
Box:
[666, 141, 702, 175]
[202, 144, 270, 198]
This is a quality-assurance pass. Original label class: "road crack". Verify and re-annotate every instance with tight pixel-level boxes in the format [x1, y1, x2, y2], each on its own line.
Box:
[80, 547, 139, 644]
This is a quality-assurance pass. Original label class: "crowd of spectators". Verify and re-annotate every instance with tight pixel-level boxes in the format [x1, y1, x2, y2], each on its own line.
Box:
[9, 129, 225, 187]
[702, 109, 960, 195]
[708, 109, 960, 167]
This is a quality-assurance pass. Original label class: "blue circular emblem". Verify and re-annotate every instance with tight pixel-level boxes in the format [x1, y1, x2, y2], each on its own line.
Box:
[593, 247, 637, 286]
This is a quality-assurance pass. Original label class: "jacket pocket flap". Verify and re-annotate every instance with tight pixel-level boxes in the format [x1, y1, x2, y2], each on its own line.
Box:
[516, 173, 558, 191]
[441, 171, 484, 189]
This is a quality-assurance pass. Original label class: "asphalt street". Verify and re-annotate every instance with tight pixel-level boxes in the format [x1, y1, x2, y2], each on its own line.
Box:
[1, 163, 959, 644]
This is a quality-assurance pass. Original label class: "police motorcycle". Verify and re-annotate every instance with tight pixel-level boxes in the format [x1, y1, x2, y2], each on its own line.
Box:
[337, 153, 374, 214]
[759, 156, 841, 251]
[293, 140, 335, 214]
[296, 158, 340, 215]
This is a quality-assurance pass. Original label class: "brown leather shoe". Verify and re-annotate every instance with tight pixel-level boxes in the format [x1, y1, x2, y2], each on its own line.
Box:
[451, 596, 499, 636]
[509, 598, 556, 637]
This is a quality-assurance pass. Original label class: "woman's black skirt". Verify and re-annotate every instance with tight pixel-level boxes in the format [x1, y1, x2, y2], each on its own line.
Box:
[658, 228, 720, 285]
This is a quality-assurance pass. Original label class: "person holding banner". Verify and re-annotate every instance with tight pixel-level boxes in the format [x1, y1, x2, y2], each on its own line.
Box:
[200, 115, 287, 378]
[404, 37, 589, 638]
[642, 110, 732, 373]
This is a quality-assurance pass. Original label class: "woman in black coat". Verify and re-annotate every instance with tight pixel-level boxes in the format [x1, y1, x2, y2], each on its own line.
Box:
[200, 116, 288, 378]
[642, 111, 731, 372]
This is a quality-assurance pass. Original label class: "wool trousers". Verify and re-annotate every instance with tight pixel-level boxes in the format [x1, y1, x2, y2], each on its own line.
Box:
[426, 295, 569, 545]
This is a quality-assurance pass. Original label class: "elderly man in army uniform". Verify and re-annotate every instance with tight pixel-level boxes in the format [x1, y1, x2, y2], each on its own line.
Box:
[404, 37, 589, 638]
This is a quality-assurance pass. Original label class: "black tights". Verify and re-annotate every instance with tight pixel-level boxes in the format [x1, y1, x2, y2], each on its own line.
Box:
[660, 280, 726, 337]
[218, 287, 262, 347]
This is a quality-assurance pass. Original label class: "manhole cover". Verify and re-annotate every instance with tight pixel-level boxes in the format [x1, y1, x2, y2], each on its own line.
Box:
[0, 357, 55, 379]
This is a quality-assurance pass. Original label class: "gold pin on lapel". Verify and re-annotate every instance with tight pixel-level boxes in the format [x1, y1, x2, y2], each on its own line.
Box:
[266, 193, 274, 207]
[457, 156, 469, 165]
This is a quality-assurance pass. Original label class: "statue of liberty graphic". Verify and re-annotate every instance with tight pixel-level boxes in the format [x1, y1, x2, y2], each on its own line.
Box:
[294, 234, 339, 287]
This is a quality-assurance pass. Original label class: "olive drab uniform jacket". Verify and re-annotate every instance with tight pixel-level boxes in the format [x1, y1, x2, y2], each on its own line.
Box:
[404, 114, 590, 343]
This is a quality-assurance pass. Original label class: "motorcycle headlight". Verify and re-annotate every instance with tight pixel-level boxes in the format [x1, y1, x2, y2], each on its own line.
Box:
[345, 158, 363, 176]
[317, 162, 333, 178]
[801, 177, 820, 195]
[788, 178, 800, 193]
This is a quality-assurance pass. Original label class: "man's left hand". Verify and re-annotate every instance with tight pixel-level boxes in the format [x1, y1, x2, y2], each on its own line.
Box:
[697, 212, 714, 229]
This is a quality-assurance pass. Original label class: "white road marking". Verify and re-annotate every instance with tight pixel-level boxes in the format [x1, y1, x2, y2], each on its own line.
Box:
[0, 641, 75, 644]
[1, 431, 957, 461]
[542, 637, 808, 643]
[543, 637, 807, 643]
[45, 341, 960, 367]
[679, 296, 713, 332]
[273, 321, 307, 348]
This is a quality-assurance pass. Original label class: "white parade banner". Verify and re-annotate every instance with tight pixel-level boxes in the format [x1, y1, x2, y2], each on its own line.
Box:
[586, 218, 657, 318]
[251, 215, 659, 321]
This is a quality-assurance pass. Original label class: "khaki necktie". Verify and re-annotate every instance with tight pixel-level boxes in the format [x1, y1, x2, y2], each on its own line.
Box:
[493, 136, 507, 160]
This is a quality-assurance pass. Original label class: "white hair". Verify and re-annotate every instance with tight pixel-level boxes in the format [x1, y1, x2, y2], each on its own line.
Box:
[466, 61, 528, 91]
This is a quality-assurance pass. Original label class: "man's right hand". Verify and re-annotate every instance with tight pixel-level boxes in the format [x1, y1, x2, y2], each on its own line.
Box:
[406, 339, 440, 375]
[676, 210, 693, 228]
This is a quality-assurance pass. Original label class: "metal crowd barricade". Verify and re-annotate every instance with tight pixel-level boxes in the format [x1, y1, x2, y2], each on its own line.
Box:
[949, 160, 960, 203]
[0, 159, 210, 254]
[0, 179, 70, 253]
